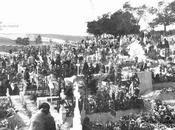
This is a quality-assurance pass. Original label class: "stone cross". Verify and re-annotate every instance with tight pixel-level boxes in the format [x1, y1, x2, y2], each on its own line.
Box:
[76, 59, 80, 75]
[36, 66, 39, 90]
[96, 51, 98, 63]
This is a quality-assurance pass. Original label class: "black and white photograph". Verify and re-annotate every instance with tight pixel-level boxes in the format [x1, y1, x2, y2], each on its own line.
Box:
[1, 0, 175, 130]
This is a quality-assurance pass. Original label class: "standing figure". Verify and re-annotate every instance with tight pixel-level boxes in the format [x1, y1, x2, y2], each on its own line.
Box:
[18, 79, 27, 106]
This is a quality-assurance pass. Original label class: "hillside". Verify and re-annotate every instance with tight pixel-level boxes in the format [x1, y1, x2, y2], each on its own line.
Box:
[0, 33, 86, 43]
[0, 37, 15, 45]
[40, 34, 85, 42]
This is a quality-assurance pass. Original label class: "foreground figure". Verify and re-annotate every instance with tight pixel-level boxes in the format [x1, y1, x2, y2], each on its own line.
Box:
[29, 102, 56, 130]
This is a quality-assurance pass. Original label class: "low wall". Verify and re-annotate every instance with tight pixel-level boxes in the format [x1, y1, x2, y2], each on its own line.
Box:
[87, 109, 143, 125]
[153, 82, 175, 90]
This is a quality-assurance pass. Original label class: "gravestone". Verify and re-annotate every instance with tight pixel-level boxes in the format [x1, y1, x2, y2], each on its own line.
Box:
[137, 71, 153, 95]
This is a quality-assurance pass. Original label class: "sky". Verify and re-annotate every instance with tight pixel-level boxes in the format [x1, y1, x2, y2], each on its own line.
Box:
[0, 0, 163, 36]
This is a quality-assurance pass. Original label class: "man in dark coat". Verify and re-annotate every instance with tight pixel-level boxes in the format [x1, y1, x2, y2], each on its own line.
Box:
[82, 62, 89, 75]
[24, 68, 30, 84]
[2, 59, 6, 69]
[82, 117, 91, 130]
[55, 54, 61, 66]
[29, 102, 56, 130]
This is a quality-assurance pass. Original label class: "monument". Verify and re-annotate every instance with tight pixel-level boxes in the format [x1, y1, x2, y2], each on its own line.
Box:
[71, 82, 82, 130]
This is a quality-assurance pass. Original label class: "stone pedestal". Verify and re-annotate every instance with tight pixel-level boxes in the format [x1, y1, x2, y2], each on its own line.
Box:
[137, 71, 153, 95]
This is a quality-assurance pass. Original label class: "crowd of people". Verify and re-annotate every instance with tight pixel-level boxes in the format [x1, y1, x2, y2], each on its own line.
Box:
[0, 33, 172, 96]
[0, 32, 175, 129]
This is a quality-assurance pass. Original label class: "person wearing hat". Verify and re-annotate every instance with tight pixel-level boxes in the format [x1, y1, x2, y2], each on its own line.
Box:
[29, 102, 56, 130]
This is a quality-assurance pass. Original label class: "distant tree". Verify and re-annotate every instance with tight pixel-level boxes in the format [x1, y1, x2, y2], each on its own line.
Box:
[149, 22, 157, 31]
[16, 37, 30, 45]
[35, 35, 42, 44]
[123, 1, 133, 12]
[97, 13, 112, 34]
[149, 0, 175, 35]
[87, 10, 140, 36]
[135, 5, 147, 25]
[110, 10, 140, 36]
[87, 20, 102, 36]
[23, 38, 30, 45]
[123, 2, 147, 25]
[16, 37, 23, 44]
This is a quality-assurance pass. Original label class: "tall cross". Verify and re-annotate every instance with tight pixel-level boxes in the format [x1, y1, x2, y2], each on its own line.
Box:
[7, 74, 9, 80]
[76, 59, 80, 75]
[96, 50, 98, 63]
[36, 65, 39, 90]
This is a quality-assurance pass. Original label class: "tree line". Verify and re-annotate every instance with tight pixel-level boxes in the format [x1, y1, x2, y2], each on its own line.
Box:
[87, 10, 140, 37]
[15, 35, 42, 45]
[149, 0, 175, 35]
[87, 0, 175, 36]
